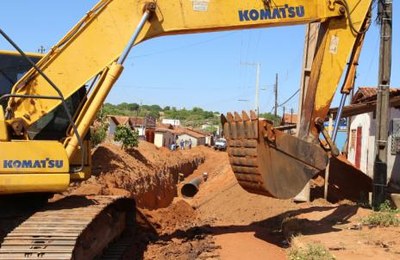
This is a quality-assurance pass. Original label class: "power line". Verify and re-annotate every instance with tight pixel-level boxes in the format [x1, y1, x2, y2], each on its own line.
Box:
[270, 88, 300, 112]
[279, 89, 300, 107]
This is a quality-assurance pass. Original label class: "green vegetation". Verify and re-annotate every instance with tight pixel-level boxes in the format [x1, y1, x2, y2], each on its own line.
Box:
[361, 200, 400, 227]
[114, 125, 139, 150]
[259, 112, 281, 125]
[90, 110, 109, 147]
[102, 103, 220, 128]
[288, 243, 335, 260]
[102, 102, 282, 130]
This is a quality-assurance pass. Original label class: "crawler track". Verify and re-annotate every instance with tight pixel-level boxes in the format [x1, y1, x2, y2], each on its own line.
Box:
[0, 196, 135, 260]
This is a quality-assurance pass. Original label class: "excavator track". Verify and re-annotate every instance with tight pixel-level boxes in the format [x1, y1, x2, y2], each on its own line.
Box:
[0, 196, 135, 260]
[222, 111, 328, 199]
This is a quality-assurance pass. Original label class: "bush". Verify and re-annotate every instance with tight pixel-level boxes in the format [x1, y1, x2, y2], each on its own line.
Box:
[114, 125, 139, 150]
[90, 125, 107, 148]
[362, 200, 400, 227]
[90, 111, 109, 147]
[288, 243, 335, 260]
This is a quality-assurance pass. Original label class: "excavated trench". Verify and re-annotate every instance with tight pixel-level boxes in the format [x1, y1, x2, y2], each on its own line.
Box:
[127, 159, 204, 209]
[70, 142, 205, 210]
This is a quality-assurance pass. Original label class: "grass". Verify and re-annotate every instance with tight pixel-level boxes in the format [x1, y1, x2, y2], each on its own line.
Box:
[361, 200, 400, 227]
[288, 243, 335, 260]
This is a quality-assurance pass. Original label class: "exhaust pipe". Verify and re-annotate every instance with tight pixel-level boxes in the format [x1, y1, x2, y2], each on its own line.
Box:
[181, 176, 204, 198]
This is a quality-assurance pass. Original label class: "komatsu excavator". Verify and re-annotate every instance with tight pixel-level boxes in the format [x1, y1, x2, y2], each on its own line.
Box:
[0, 0, 371, 258]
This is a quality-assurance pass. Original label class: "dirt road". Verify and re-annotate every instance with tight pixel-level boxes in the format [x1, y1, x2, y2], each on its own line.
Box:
[134, 142, 400, 260]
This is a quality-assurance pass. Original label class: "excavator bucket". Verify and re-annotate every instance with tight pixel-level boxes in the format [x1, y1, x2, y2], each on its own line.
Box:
[222, 111, 328, 199]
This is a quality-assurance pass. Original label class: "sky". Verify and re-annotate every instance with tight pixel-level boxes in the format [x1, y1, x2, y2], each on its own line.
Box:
[0, 1, 398, 115]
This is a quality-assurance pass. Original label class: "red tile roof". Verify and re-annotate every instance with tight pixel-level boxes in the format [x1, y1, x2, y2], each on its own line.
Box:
[128, 117, 144, 127]
[108, 115, 129, 126]
[352, 87, 400, 104]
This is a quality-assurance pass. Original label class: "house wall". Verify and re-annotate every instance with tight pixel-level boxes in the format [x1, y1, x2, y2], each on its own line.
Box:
[154, 131, 175, 148]
[348, 108, 400, 188]
[205, 135, 213, 146]
[162, 119, 181, 126]
[154, 132, 164, 148]
[348, 113, 371, 174]
[133, 126, 145, 136]
[177, 134, 205, 148]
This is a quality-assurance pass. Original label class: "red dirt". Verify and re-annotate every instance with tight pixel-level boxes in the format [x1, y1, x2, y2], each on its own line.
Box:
[67, 141, 400, 259]
[67, 142, 205, 209]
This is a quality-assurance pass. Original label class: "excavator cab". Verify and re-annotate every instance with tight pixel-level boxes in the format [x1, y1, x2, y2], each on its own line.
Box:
[0, 51, 42, 110]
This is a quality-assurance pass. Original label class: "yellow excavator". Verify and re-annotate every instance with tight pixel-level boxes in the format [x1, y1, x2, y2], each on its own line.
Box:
[0, 0, 372, 258]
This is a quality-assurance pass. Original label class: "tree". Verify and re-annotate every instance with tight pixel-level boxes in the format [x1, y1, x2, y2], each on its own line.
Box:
[114, 125, 139, 150]
[90, 107, 109, 147]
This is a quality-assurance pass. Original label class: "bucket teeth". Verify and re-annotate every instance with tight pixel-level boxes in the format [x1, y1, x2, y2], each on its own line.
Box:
[226, 112, 234, 122]
[242, 111, 250, 121]
[220, 114, 227, 125]
[234, 112, 242, 122]
[250, 110, 257, 120]
[222, 111, 258, 140]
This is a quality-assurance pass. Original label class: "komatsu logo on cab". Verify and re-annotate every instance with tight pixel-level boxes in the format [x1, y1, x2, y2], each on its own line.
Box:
[3, 159, 64, 169]
[239, 4, 305, 21]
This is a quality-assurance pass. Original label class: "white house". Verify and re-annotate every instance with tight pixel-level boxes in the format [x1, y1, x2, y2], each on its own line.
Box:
[347, 87, 400, 191]
[154, 127, 176, 149]
[175, 127, 206, 148]
[161, 119, 181, 126]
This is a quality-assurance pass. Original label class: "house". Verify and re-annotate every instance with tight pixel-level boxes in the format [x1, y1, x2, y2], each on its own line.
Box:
[107, 115, 129, 136]
[107, 115, 156, 142]
[154, 125, 208, 149]
[128, 116, 156, 141]
[161, 119, 181, 126]
[154, 124, 176, 149]
[175, 127, 207, 148]
[346, 87, 400, 191]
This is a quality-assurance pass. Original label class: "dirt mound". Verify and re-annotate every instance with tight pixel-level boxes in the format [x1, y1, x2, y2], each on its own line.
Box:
[142, 198, 199, 235]
[68, 141, 205, 209]
[138, 198, 219, 260]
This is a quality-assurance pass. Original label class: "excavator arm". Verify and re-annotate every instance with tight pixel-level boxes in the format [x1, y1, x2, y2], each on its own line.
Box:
[1, 0, 371, 196]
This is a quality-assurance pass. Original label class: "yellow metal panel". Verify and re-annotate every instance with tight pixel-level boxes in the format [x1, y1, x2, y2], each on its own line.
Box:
[138, 0, 341, 42]
[0, 173, 69, 194]
[0, 107, 8, 141]
[0, 140, 69, 173]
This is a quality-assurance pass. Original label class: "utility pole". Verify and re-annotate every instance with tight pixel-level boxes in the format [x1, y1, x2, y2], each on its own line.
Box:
[373, 0, 392, 210]
[274, 73, 278, 117]
[290, 108, 294, 124]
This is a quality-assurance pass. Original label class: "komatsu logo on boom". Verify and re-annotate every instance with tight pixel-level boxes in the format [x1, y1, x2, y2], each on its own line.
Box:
[3, 159, 64, 169]
[239, 4, 305, 21]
